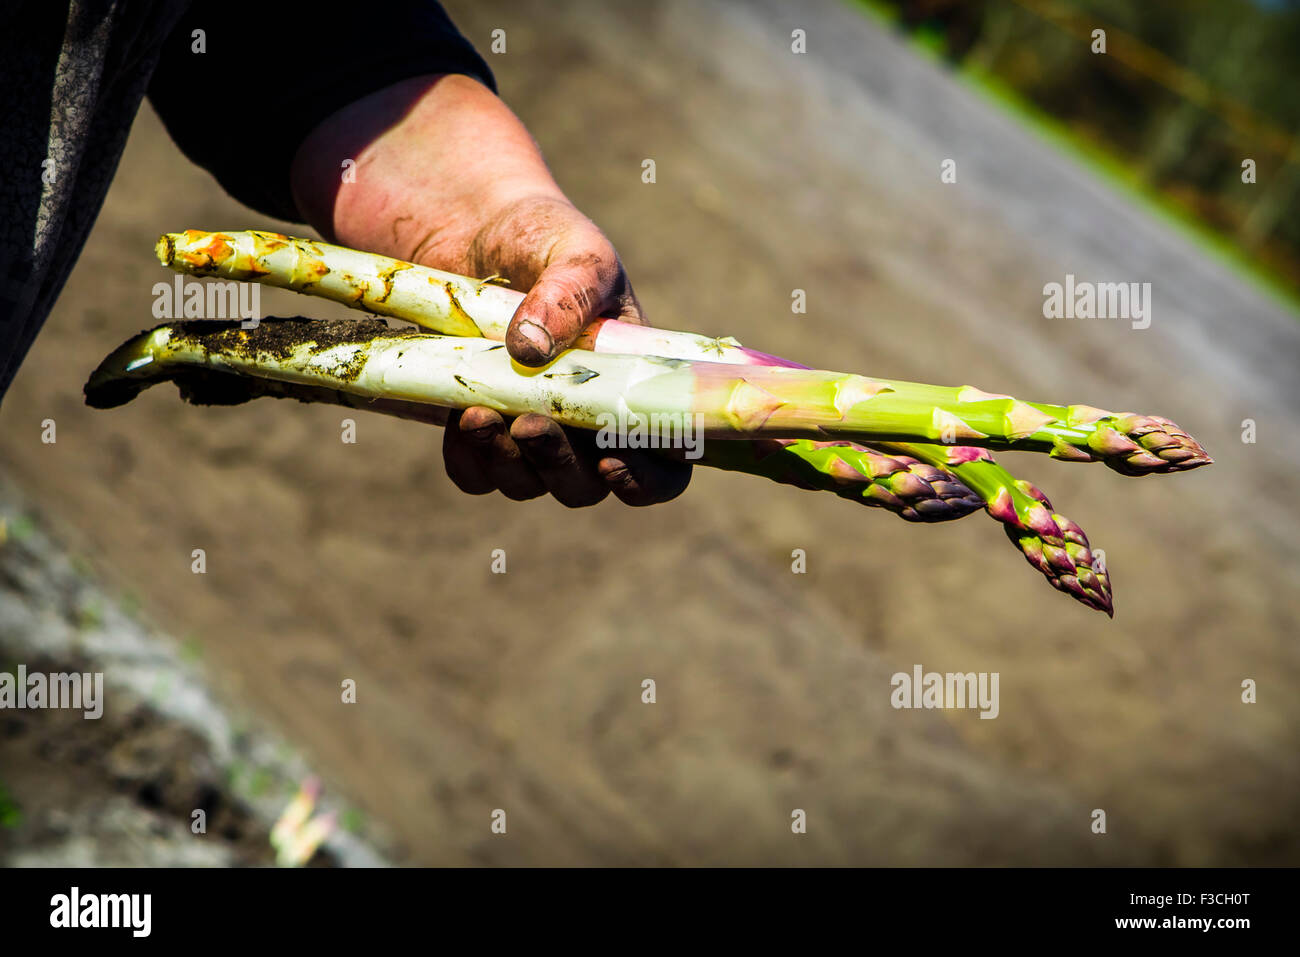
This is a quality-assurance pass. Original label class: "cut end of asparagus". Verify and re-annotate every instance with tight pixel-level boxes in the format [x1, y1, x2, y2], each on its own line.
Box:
[156, 228, 282, 277]
[84, 325, 176, 409]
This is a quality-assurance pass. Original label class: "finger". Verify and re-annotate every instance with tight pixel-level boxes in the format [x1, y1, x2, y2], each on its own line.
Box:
[510, 414, 610, 508]
[458, 406, 547, 501]
[608, 279, 646, 325]
[442, 410, 495, 495]
[506, 231, 633, 365]
[596, 448, 692, 507]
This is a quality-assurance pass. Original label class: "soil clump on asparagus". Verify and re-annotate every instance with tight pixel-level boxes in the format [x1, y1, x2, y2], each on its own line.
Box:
[85, 317, 424, 408]
[176, 316, 417, 362]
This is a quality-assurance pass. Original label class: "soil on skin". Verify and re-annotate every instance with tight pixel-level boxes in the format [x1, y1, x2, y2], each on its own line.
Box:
[1, 0, 1297, 866]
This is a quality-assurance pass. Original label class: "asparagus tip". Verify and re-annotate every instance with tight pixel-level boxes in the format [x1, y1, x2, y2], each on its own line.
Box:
[1102, 414, 1213, 476]
[992, 481, 1114, 615]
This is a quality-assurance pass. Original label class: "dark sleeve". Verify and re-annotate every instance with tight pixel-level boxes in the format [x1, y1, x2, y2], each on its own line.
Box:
[146, 2, 496, 222]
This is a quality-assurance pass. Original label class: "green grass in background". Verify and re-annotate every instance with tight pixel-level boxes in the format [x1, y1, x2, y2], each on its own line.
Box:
[0, 783, 22, 829]
[847, 0, 1300, 315]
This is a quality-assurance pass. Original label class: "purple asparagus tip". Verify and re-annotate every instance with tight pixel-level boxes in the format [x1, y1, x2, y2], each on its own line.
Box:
[1097, 414, 1213, 476]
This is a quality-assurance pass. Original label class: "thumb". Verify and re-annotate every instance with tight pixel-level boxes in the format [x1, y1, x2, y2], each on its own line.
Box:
[505, 237, 642, 366]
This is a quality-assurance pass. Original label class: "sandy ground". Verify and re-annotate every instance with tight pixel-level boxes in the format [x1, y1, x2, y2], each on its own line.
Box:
[1, 0, 1297, 865]
[0, 474, 369, 866]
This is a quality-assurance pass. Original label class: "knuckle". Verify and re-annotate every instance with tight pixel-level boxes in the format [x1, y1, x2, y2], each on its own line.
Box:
[529, 439, 578, 470]
[459, 407, 503, 437]
[510, 413, 560, 444]
[540, 274, 603, 319]
[597, 457, 633, 487]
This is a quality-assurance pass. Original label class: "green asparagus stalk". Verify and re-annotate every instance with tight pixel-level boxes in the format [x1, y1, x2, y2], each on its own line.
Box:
[86, 316, 1208, 475]
[157, 230, 1211, 475]
[82, 319, 980, 522]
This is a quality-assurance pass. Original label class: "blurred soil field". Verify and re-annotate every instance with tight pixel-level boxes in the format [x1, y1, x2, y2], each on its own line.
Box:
[0, 0, 1297, 864]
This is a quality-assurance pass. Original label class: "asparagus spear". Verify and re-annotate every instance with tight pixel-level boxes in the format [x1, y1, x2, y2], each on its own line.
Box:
[157, 229, 1210, 474]
[155, 229, 788, 364]
[915, 445, 1113, 615]
[83, 319, 977, 522]
[86, 316, 1212, 475]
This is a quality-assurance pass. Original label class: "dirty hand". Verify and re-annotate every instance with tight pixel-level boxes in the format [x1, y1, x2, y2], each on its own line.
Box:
[291, 74, 691, 506]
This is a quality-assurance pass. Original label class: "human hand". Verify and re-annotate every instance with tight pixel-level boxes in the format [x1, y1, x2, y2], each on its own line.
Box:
[291, 74, 691, 506]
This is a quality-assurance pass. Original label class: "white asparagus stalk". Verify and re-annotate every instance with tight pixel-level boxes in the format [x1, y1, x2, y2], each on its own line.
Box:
[83, 319, 926, 441]
[156, 230, 791, 364]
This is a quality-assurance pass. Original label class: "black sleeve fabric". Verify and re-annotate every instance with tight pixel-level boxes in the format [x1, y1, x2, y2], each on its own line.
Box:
[146, 2, 496, 222]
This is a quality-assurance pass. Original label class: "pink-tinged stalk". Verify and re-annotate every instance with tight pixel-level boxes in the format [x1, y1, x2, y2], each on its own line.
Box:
[575, 318, 795, 367]
[588, 321, 1113, 614]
